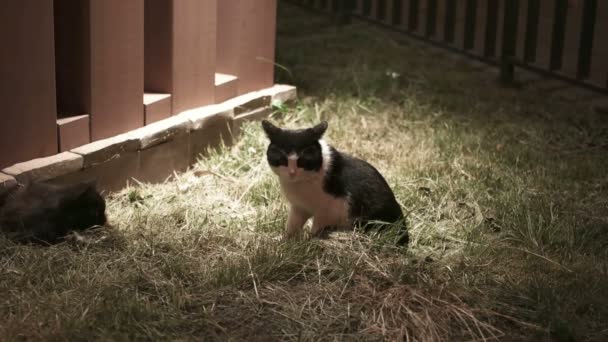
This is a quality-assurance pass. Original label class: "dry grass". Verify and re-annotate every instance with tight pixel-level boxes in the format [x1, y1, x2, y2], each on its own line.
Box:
[2, 3, 608, 341]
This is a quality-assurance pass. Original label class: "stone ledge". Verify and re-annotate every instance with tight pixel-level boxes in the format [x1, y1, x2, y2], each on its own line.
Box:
[3, 84, 296, 192]
[130, 115, 192, 150]
[51, 151, 140, 194]
[180, 105, 234, 131]
[233, 107, 274, 138]
[139, 135, 191, 183]
[264, 84, 297, 104]
[72, 133, 140, 167]
[2, 152, 83, 184]
[189, 115, 234, 164]
[225, 93, 271, 116]
[217, 84, 297, 116]
[0, 172, 17, 197]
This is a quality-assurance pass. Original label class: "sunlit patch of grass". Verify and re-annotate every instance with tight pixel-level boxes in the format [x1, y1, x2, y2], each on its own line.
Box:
[1, 3, 608, 341]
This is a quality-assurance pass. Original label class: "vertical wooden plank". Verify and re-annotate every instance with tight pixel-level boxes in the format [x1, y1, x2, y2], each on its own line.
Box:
[435, 0, 446, 41]
[494, 0, 506, 59]
[535, 0, 555, 68]
[89, 0, 144, 140]
[514, 0, 528, 62]
[473, 0, 487, 55]
[463, 0, 477, 50]
[426, 0, 438, 37]
[172, 0, 216, 112]
[589, 0, 608, 86]
[472, 0, 499, 58]
[494, 0, 504, 58]
[370, 0, 379, 20]
[409, 0, 420, 31]
[417, 0, 428, 36]
[335, 0, 354, 24]
[363, 0, 372, 16]
[235, 1, 277, 95]
[354, 0, 363, 15]
[524, 0, 540, 63]
[558, 0, 583, 76]
[146, 0, 216, 112]
[321, 0, 329, 10]
[549, 0, 568, 71]
[576, 0, 597, 79]
[451, 0, 467, 48]
[378, 0, 387, 21]
[0, 0, 58, 168]
[55, 0, 91, 119]
[443, 0, 456, 43]
[483, 0, 499, 58]
[217, 1, 239, 77]
[401, 0, 411, 29]
[500, 0, 519, 83]
[331, 0, 340, 13]
[392, 0, 403, 26]
[144, 0, 172, 94]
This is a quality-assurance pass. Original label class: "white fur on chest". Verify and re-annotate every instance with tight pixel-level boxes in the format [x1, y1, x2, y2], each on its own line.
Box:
[270, 139, 352, 236]
[280, 178, 350, 228]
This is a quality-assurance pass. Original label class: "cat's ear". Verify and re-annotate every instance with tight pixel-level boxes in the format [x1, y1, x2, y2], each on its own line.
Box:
[261, 120, 281, 139]
[310, 121, 328, 139]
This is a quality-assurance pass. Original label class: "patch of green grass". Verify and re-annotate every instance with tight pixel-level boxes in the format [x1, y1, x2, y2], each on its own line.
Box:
[2, 3, 608, 341]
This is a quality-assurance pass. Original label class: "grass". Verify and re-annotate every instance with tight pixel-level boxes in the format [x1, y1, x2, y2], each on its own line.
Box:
[2, 3, 608, 341]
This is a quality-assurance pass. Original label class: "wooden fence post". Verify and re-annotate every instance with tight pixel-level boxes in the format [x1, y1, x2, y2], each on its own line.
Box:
[500, 0, 519, 84]
[0, 0, 57, 168]
[55, 0, 145, 142]
[335, 0, 354, 25]
[145, 0, 217, 114]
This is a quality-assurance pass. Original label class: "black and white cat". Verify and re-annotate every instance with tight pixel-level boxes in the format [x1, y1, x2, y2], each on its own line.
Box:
[0, 181, 107, 244]
[262, 120, 408, 245]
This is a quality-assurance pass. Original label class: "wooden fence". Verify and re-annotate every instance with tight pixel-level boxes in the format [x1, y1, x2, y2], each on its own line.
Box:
[0, 0, 277, 169]
[291, 0, 608, 94]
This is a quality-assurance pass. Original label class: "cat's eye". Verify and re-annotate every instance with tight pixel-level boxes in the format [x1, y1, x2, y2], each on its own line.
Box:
[297, 146, 321, 170]
[267, 145, 287, 167]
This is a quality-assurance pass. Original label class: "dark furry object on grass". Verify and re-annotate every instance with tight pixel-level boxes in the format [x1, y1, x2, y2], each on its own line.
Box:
[0, 181, 107, 244]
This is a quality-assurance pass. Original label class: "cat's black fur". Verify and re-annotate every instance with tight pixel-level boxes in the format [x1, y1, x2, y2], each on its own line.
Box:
[0, 181, 107, 244]
[262, 120, 408, 245]
[323, 146, 408, 244]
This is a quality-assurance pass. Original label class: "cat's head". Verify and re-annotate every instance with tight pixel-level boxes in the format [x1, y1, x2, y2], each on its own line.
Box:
[262, 120, 330, 182]
[57, 180, 107, 231]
